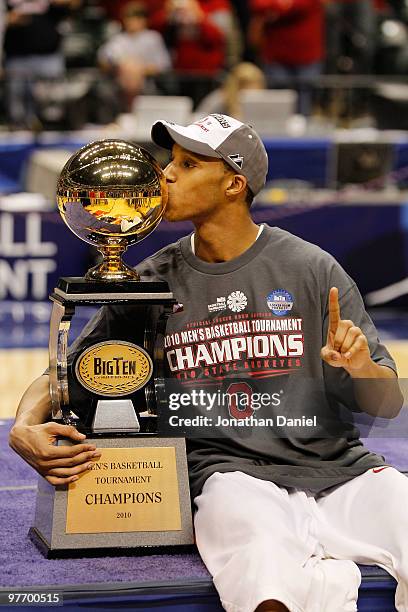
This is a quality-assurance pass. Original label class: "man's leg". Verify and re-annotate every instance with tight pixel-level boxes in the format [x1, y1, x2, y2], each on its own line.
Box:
[316, 467, 408, 612]
[194, 471, 360, 612]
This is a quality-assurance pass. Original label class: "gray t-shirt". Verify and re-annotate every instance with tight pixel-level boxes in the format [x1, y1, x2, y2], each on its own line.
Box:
[98, 29, 171, 72]
[70, 225, 397, 500]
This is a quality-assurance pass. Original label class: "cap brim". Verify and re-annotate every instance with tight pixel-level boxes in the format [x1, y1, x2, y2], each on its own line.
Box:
[151, 120, 221, 159]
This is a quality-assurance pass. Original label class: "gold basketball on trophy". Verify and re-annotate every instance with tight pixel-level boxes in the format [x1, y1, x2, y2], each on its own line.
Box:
[57, 139, 168, 281]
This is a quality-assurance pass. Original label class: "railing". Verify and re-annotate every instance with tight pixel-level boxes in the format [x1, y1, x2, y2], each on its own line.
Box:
[2, 70, 408, 132]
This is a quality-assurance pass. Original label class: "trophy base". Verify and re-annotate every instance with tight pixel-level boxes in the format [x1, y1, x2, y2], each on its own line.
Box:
[57, 419, 158, 437]
[30, 437, 194, 559]
[28, 527, 195, 560]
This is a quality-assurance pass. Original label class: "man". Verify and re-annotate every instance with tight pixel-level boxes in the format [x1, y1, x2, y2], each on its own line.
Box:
[98, 2, 171, 111]
[9, 114, 407, 612]
[4, 0, 78, 128]
[248, 0, 323, 115]
[149, 0, 229, 75]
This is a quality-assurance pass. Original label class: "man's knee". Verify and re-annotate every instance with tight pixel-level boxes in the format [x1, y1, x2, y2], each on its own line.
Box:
[255, 600, 289, 612]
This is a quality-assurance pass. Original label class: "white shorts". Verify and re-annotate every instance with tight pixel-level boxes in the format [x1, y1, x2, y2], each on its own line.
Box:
[194, 467, 408, 612]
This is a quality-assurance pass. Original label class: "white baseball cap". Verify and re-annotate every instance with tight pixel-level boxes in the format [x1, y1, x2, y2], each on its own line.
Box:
[151, 113, 269, 196]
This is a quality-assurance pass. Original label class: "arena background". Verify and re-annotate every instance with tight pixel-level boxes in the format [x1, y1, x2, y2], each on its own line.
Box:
[1, 0, 408, 609]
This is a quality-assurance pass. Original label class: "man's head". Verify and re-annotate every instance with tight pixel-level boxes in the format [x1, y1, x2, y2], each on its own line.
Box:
[122, 1, 148, 33]
[151, 114, 268, 221]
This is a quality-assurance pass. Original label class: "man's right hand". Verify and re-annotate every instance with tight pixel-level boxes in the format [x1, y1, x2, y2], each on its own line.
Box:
[9, 422, 101, 486]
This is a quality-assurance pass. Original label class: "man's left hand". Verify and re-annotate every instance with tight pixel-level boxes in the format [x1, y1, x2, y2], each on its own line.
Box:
[321, 287, 371, 372]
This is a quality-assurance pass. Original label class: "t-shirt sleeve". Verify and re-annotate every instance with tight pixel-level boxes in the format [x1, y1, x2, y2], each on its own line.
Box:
[322, 260, 397, 412]
[323, 264, 396, 372]
[148, 31, 171, 71]
[97, 38, 117, 65]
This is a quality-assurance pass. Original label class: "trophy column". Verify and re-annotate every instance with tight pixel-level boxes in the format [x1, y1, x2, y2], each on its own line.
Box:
[30, 277, 194, 558]
[49, 298, 74, 425]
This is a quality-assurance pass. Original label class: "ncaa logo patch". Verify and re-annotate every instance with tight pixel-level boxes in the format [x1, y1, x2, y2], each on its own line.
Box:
[267, 289, 294, 316]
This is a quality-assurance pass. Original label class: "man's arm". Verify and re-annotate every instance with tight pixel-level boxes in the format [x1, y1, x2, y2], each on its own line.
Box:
[321, 287, 404, 418]
[347, 361, 403, 419]
[9, 374, 101, 485]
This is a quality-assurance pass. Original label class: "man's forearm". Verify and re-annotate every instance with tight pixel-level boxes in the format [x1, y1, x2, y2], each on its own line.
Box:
[10, 374, 100, 486]
[14, 374, 52, 426]
[347, 362, 404, 418]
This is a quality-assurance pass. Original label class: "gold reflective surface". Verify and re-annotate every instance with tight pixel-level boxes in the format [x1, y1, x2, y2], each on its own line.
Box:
[57, 139, 168, 281]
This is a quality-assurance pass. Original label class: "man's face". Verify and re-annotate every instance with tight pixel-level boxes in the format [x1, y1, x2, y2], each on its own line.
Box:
[163, 143, 232, 222]
[123, 15, 147, 33]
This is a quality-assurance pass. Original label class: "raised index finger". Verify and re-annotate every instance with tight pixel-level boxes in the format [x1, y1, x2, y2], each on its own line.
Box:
[328, 286, 340, 339]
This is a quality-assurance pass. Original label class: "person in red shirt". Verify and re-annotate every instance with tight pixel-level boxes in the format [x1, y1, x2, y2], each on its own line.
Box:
[150, 0, 229, 75]
[249, 0, 324, 115]
[100, 0, 228, 74]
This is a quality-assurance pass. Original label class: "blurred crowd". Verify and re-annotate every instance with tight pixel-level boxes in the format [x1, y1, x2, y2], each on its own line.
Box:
[1, 0, 408, 129]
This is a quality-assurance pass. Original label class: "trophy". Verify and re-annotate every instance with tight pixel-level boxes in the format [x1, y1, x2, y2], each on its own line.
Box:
[29, 140, 194, 558]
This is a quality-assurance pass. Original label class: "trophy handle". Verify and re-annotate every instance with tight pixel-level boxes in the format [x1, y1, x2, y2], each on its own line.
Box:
[143, 308, 155, 416]
[151, 304, 174, 418]
[49, 299, 75, 424]
[85, 242, 140, 282]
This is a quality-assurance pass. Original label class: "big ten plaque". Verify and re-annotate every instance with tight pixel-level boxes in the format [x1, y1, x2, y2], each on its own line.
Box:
[29, 140, 194, 558]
